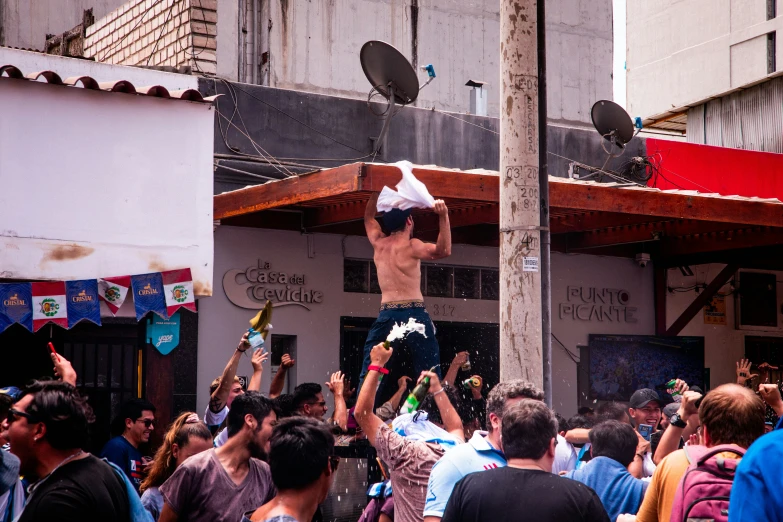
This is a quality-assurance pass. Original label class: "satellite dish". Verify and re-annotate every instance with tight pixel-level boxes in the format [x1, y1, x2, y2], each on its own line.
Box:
[591, 100, 634, 149]
[360, 41, 420, 105]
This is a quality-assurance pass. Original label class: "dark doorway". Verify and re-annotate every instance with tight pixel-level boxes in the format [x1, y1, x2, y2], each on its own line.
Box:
[0, 319, 144, 453]
[340, 316, 499, 402]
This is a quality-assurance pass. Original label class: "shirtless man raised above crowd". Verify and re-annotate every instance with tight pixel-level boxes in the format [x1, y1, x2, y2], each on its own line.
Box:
[357, 192, 452, 404]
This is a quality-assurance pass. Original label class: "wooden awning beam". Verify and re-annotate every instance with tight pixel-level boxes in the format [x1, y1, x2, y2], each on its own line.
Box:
[664, 263, 739, 336]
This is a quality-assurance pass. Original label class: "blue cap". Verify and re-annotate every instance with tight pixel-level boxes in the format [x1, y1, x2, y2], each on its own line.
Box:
[0, 387, 22, 402]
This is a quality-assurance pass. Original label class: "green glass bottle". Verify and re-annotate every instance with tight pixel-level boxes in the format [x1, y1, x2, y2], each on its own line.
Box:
[401, 375, 431, 414]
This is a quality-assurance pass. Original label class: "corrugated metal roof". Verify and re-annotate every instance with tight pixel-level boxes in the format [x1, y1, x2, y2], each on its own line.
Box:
[0, 64, 218, 104]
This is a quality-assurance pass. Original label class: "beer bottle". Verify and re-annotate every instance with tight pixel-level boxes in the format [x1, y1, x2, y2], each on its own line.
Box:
[401, 374, 432, 414]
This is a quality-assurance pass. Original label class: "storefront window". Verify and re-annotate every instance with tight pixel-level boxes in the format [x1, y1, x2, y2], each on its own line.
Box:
[343, 259, 369, 293]
[455, 268, 481, 299]
[481, 269, 500, 300]
[344, 259, 499, 301]
[426, 266, 454, 297]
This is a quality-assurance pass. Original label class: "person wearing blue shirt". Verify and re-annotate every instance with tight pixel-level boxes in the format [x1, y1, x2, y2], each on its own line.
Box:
[424, 380, 543, 521]
[100, 398, 156, 494]
[729, 428, 783, 522]
[565, 420, 647, 521]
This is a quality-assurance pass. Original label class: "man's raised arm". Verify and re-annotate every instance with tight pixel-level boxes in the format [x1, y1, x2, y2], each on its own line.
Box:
[411, 200, 451, 260]
[209, 332, 250, 413]
[365, 193, 384, 244]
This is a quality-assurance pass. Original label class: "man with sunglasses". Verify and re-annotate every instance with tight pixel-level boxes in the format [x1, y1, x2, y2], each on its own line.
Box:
[246, 417, 338, 522]
[100, 398, 156, 494]
[6, 380, 131, 522]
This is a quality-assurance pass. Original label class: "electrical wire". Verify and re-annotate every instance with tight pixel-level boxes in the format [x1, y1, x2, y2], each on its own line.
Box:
[213, 79, 297, 177]
[99, 0, 163, 62]
[229, 82, 368, 153]
[146, 0, 178, 66]
[431, 109, 500, 135]
[552, 333, 581, 364]
[213, 162, 283, 181]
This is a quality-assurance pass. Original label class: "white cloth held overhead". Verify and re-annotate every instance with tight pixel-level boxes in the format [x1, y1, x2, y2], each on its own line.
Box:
[376, 160, 436, 212]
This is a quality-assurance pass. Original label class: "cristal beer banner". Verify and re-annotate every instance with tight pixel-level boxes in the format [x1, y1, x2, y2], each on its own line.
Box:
[0, 268, 196, 332]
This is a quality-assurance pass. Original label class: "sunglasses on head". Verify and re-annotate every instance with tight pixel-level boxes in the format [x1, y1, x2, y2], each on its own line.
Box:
[136, 418, 155, 428]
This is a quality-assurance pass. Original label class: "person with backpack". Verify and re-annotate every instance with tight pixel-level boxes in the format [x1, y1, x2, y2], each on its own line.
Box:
[617, 383, 765, 522]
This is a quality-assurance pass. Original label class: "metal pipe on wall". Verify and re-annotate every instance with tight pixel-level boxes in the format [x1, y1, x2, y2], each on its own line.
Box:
[252, 0, 258, 84]
[537, 0, 552, 406]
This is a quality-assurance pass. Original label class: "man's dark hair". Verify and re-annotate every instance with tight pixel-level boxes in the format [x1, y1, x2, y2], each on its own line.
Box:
[269, 417, 335, 490]
[292, 383, 323, 412]
[380, 209, 412, 235]
[227, 391, 277, 438]
[111, 398, 156, 436]
[554, 412, 569, 434]
[589, 420, 638, 467]
[0, 394, 12, 422]
[419, 385, 461, 425]
[577, 406, 594, 416]
[501, 399, 557, 460]
[274, 394, 295, 418]
[21, 380, 95, 450]
[567, 414, 595, 430]
[597, 401, 630, 423]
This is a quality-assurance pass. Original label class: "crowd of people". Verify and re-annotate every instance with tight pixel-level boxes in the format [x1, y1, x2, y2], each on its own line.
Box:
[1, 337, 783, 522]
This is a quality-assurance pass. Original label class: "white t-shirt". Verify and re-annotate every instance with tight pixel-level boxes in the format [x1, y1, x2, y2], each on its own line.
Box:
[214, 428, 228, 447]
[552, 434, 577, 474]
[204, 405, 228, 427]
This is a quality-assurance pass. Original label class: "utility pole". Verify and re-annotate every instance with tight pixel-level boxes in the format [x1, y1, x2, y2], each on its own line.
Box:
[499, 0, 545, 391]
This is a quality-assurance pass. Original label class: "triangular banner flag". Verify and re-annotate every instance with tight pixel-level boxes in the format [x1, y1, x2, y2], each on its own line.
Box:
[161, 269, 196, 317]
[98, 276, 131, 315]
[0, 283, 33, 332]
[66, 280, 102, 328]
[131, 273, 168, 320]
[32, 281, 68, 332]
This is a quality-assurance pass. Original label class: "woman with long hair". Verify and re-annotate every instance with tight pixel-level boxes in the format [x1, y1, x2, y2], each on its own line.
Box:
[140, 412, 213, 521]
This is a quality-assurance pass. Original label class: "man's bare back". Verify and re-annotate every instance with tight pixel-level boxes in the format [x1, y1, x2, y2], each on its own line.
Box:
[365, 193, 451, 303]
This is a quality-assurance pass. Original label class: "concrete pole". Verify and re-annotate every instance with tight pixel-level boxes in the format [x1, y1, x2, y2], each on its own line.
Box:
[499, 0, 543, 388]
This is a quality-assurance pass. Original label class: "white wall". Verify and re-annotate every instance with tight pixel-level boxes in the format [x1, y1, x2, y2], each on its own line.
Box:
[626, 0, 783, 119]
[1, 0, 127, 50]
[0, 76, 214, 295]
[665, 264, 783, 389]
[261, 0, 612, 123]
[198, 226, 654, 416]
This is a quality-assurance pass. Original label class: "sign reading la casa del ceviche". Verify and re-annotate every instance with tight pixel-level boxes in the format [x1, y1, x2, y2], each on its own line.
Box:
[223, 260, 323, 310]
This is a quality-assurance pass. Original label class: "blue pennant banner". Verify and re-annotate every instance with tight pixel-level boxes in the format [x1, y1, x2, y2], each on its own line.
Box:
[146, 312, 181, 355]
[66, 280, 102, 328]
[131, 273, 168, 320]
[0, 283, 33, 332]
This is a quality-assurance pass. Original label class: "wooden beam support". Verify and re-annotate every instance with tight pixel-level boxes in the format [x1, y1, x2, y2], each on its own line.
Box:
[549, 178, 783, 228]
[562, 220, 750, 251]
[214, 163, 364, 220]
[360, 164, 499, 202]
[550, 210, 671, 234]
[660, 227, 783, 257]
[664, 263, 738, 336]
[654, 264, 668, 336]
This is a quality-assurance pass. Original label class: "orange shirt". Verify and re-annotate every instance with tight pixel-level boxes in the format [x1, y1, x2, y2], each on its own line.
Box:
[635, 449, 690, 522]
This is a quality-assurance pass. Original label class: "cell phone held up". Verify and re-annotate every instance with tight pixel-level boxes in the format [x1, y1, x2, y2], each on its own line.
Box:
[639, 424, 654, 442]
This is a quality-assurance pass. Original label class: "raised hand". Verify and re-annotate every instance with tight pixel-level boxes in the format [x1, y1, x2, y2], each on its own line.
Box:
[237, 331, 251, 353]
[433, 199, 448, 216]
[451, 351, 469, 367]
[251, 349, 268, 371]
[51, 352, 77, 386]
[736, 359, 757, 384]
[281, 353, 296, 368]
[370, 342, 393, 367]
[326, 371, 345, 396]
[397, 376, 412, 391]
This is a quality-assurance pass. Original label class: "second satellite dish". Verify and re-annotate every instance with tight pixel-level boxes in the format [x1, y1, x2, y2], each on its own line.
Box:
[360, 41, 420, 105]
[591, 100, 634, 148]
